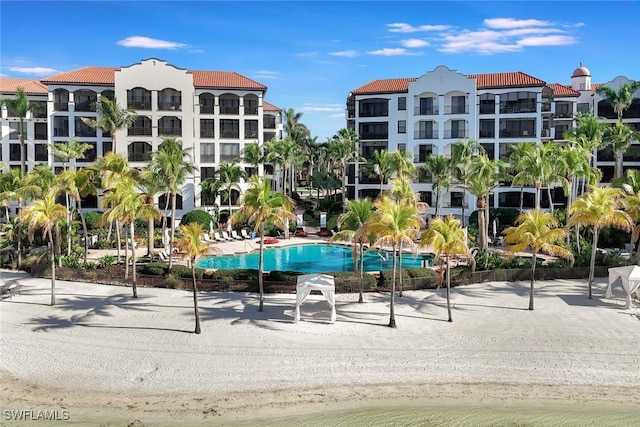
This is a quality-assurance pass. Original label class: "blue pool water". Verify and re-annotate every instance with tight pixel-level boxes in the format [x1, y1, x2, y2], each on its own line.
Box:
[196, 244, 432, 273]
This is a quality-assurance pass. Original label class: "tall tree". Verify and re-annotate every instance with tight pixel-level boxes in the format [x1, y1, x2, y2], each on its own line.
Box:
[0, 87, 43, 176]
[20, 190, 68, 305]
[232, 176, 295, 311]
[330, 198, 375, 303]
[137, 167, 166, 256]
[364, 196, 420, 328]
[328, 128, 358, 212]
[215, 161, 247, 232]
[420, 215, 472, 322]
[568, 186, 633, 299]
[150, 138, 196, 268]
[175, 222, 221, 334]
[365, 149, 394, 197]
[595, 82, 640, 123]
[422, 154, 451, 218]
[451, 139, 484, 226]
[240, 143, 263, 177]
[81, 97, 137, 154]
[602, 122, 640, 179]
[503, 210, 573, 310]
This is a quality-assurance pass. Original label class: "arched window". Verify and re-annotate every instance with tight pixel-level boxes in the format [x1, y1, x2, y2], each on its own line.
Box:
[128, 116, 153, 136]
[74, 89, 97, 112]
[127, 87, 151, 110]
[158, 88, 182, 111]
[199, 93, 215, 114]
[220, 94, 240, 115]
[53, 89, 69, 112]
[101, 90, 115, 102]
[244, 94, 259, 115]
[127, 142, 152, 162]
[159, 193, 183, 210]
[158, 116, 182, 136]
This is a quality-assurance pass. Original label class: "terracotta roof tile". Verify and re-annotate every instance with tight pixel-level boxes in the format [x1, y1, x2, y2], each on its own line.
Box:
[547, 83, 580, 97]
[467, 71, 546, 89]
[351, 78, 416, 95]
[41, 67, 118, 85]
[0, 78, 48, 94]
[191, 71, 266, 90]
[262, 100, 281, 111]
[592, 83, 603, 95]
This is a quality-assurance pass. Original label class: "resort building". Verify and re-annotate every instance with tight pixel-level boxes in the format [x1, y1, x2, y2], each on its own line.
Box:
[346, 64, 640, 220]
[0, 58, 282, 222]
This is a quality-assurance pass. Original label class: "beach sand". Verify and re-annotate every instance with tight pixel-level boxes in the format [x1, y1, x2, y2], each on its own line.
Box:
[1, 268, 639, 425]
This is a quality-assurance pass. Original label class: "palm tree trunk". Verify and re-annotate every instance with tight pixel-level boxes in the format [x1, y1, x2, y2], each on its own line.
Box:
[147, 196, 155, 257]
[48, 231, 56, 306]
[258, 223, 265, 311]
[398, 242, 403, 297]
[55, 225, 62, 267]
[123, 225, 129, 280]
[358, 242, 364, 304]
[341, 163, 347, 213]
[77, 201, 89, 265]
[519, 186, 524, 213]
[227, 189, 232, 233]
[169, 191, 177, 269]
[446, 255, 452, 322]
[19, 124, 26, 177]
[115, 220, 121, 263]
[130, 225, 137, 298]
[547, 186, 554, 212]
[66, 194, 72, 256]
[192, 263, 201, 334]
[529, 253, 537, 310]
[589, 227, 599, 299]
[16, 199, 23, 269]
[461, 189, 466, 227]
[388, 245, 397, 328]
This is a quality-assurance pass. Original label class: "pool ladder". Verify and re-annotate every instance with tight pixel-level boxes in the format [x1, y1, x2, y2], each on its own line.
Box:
[244, 241, 256, 253]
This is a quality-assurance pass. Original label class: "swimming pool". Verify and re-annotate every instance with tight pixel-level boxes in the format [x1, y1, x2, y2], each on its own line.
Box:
[196, 244, 432, 273]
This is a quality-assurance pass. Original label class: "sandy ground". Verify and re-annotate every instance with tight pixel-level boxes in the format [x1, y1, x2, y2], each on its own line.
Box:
[1, 268, 639, 425]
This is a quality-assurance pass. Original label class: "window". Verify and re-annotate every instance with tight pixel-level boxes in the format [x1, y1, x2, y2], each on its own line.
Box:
[481, 143, 495, 160]
[577, 103, 590, 113]
[127, 142, 152, 162]
[555, 102, 572, 118]
[359, 98, 388, 117]
[450, 96, 466, 114]
[398, 97, 406, 111]
[101, 90, 115, 102]
[158, 116, 182, 136]
[263, 131, 276, 142]
[159, 193, 182, 210]
[54, 116, 69, 137]
[418, 191, 432, 205]
[264, 114, 276, 129]
[499, 91, 537, 114]
[127, 87, 151, 110]
[200, 119, 215, 138]
[479, 93, 496, 114]
[220, 94, 240, 115]
[418, 97, 435, 115]
[128, 116, 152, 136]
[450, 192, 464, 207]
[447, 120, 466, 139]
[103, 141, 112, 155]
[201, 167, 215, 179]
[34, 144, 48, 161]
[9, 122, 20, 140]
[199, 93, 215, 114]
[398, 143, 406, 153]
[9, 144, 21, 161]
[75, 117, 96, 137]
[200, 143, 215, 163]
[499, 119, 535, 138]
[53, 89, 69, 111]
[358, 122, 388, 139]
[245, 120, 259, 139]
[244, 95, 259, 115]
[418, 144, 433, 162]
[34, 122, 47, 140]
[398, 120, 406, 134]
[32, 101, 47, 119]
[83, 143, 97, 162]
[220, 119, 239, 138]
[158, 88, 181, 111]
[416, 121, 435, 139]
[220, 143, 239, 162]
[479, 119, 495, 138]
[74, 90, 97, 112]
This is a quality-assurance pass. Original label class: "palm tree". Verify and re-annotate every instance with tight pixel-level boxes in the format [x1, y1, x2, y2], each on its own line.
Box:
[51, 137, 92, 171]
[508, 142, 535, 212]
[328, 128, 358, 212]
[232, 176, 295, 311]
[215, 161, 247, 232]
[595, 82, 640, 123]
[365, 149, 394, 196]
[602, 122, 640, 179]
[175, 222, 222, 334]
[420, 215, 471, 322]
[150, 137, 196, 268]
[568, 186, 633, 299]
[0, 87, 43, 176]
[330, 198, 374, 303]
[240, 142, 263, 177]
[364, 196, 420, 328]
[451, 139, 484, 226]
[81, 97, 137, 154]
[20, 190, 68, 305]
[137, 167, 166, 256]
[503, 210, 573, 310]
[422, 154, 451, 218]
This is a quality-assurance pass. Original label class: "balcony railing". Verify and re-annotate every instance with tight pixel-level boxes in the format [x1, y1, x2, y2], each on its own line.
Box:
[200, 130, 215, 138]
[499, 103, 536, 114]
[54, 102, 68, 112]
[444, 105, 469, 114]
[129, 128, 152, 136]
[129, 101, 151, 110]
[499, 130, 535, 138]
[359, 132, 388, 140]
[244, 106, 258, 115]
[443, 130, 469, 139]
[414, 130, 437, 139]
[479, 130, 495, 138]
[158, 102, 181, 111]
[479, 104, 495, 114]
[414, 106, 439, 116]
[74, 101, 95, 112]
[158, 127, 182, 136]
[220, 106, 239, 115]
[245, 130, 258, 139]
[220, 130, 240, 138]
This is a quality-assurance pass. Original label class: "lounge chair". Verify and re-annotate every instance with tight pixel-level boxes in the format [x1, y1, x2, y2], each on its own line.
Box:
[241, 229, 251, 239]
[222, 231, 233, 241]
[213, 232, 225, 242]
[202, 233, 217, 244]
[231, 230, 243, 240]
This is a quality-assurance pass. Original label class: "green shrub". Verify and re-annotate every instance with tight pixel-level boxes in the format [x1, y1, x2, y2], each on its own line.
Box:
[96, 239, 115, 249]
[61, 255, 82, 269]
[169, 264, 205, 280]
[83, 211, 102, 230]
[142, 265, 166, 276]
[180, 210, 213, 229]
[97, 255, 118, 268]
[162, 274, 182, 289]
[268, 270, 302, 283]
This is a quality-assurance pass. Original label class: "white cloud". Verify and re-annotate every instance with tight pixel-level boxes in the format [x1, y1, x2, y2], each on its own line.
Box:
[387, 23, 450, 33]
[328, 50, 357, 57]
[484, 18, 552, 29]
[367, 48, 420, 56]
[254, 71, 281, 80]
[517, 35, 577, 46]
[300, 104, 344, 113]
[117, 36, 186, 49]
[401, 38, 430, 48]
[440, 30, 520, 54]
[8, 67, 60, 75]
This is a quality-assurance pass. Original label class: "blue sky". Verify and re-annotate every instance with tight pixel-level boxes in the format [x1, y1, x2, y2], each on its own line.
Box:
[1, 1, 639, 140]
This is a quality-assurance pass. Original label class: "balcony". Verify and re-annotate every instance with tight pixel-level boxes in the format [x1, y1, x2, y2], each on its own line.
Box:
[479, 104, 495, 115]
[221, 129, 240, 138]
[479, 130, 495, 138]
[129, 127, 152, 136]
[499, 130, 535, 138]
[444, 105, 469, 114]
[443, 130, 469, 139]
[54, 102, 68, 112]
[244, 106, 258, 115]
[158, 102, 181, 111]
[414, 130, 437, 139]
[129, 101, 151, 110]
[220, 106, 239, 115]
[245, 130, 258, 139]
[499, 102, 536, 114]
[414, 106, 439, 116]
